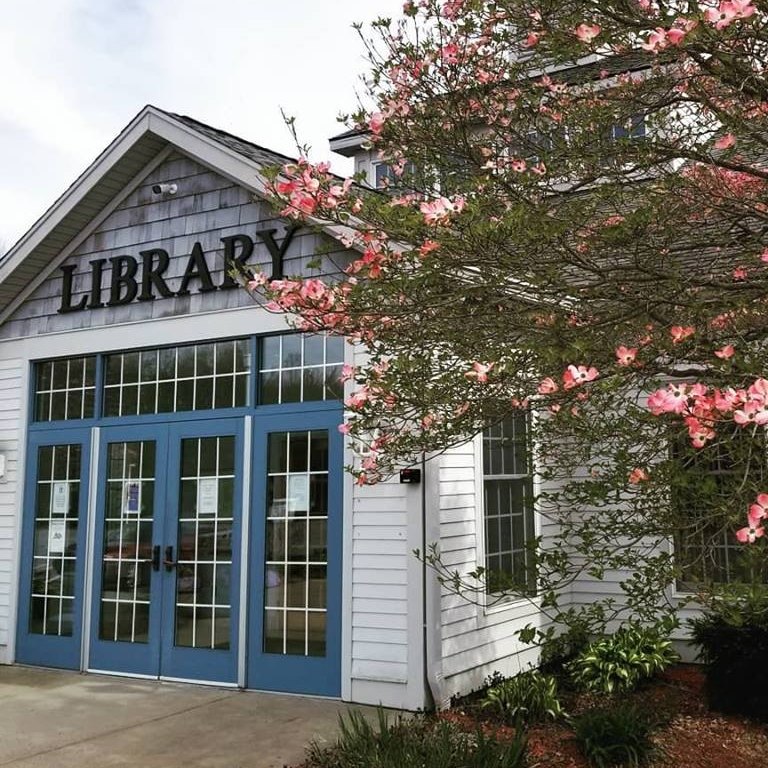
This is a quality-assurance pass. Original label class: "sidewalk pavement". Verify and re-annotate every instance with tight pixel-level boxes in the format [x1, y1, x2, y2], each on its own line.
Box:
[0, 666, 373, 768]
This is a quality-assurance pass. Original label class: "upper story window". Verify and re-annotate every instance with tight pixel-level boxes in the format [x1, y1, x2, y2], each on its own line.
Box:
[103, 339, 250, 417]
[482, 413, 536, 595]
[32, 333, 344, 423]
[610, 114, 646, 141]
[259, 333, 344, 405]
[35, 357, 97, 422]
[373, 161, 419, 191]
[673, 432, 768, 589]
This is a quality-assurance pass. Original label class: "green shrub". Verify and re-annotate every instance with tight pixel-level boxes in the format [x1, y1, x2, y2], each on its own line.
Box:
[304, 708, 527, 768]
[481, 669, 563, 724]
[539, 624, 592, 678]
[689, 586, 768, 720]
[569, 624, 678, 693]
[573, 704, 656, 767]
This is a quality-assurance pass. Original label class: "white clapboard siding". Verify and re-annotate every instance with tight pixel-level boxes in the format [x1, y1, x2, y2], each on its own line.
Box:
[435, 439, 562, 701]
[350, 477, 413, 694]
[0, 358, 23, 659]
[347, 340, 423, 709]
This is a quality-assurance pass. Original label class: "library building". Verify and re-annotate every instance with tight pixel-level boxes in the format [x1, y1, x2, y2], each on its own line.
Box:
[0, 106, 541, 709]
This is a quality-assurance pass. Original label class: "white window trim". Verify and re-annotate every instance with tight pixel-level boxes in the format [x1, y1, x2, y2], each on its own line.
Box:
[474, 414, 543, 616]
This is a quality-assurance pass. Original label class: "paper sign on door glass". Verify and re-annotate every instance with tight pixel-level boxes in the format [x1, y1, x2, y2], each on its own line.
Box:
[51, 482, 69, 516]
[198, 477, 219, 515]
[287, 475, 309, 514]
[48, 519, 66, 554]
[124, 481, 141, 515]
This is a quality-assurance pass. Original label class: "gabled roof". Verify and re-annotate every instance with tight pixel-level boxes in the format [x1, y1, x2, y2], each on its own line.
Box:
[0, 105, 302, 322]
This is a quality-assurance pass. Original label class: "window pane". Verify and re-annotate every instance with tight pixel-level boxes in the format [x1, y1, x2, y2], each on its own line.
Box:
[102, 340, 250, 416]
[258, 333, 343, 404]
[482, 414, 535, 595]
[29, 444, 82, 637]
[264, 431, 328, 657]
[34, 356, 96, 422]
[673, 432, 768, 588]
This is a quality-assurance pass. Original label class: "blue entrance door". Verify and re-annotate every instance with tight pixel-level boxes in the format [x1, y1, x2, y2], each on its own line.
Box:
[16, 429, 92, 669]
[247, 410, 343, 696]
[88, 419, 243, 682]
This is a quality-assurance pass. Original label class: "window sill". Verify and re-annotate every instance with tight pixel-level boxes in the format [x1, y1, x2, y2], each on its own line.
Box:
[483, 592, 541, 618]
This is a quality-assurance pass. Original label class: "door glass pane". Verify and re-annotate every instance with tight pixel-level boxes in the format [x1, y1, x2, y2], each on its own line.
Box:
[175, 436, 235, 650]
[29, 444, 81, 636]
[264, 430, 328, 657]
[98, 441, 155, 644]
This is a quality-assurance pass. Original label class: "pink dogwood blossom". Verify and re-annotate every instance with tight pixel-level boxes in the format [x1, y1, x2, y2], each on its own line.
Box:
[563, 365, 599, 389]
[670, 325, 695, 343]
[714, 133, 736, 150]
[714, 344, 735, 359]
[538, 377, 559, 394]
[575, 24, 601, 43]
[629, 468, 649, 484]
[736, 524, 765, 543]
[465, 361, 494, 383]
[615, 346, 638, 366]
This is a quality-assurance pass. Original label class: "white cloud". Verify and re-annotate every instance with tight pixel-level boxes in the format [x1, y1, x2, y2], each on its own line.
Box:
[0, 0, 399, 248]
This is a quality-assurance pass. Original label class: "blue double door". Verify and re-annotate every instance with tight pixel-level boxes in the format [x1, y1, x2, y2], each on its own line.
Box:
[89, 420, 243, 682]
[17, 410, 343, 695]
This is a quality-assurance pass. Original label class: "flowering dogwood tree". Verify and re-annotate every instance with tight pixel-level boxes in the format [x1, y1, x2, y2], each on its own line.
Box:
[251, 1, 768, 639]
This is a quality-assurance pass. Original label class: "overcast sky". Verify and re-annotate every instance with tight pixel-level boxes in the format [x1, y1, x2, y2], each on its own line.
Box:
[0, 0, 400, 251]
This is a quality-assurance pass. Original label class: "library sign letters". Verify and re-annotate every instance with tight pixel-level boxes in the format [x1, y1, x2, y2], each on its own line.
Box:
[57, 226, 298, 314]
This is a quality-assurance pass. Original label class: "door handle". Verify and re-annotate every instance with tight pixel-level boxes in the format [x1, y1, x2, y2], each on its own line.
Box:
[164, 545, 177, 571]
[139, 546, 161, 571]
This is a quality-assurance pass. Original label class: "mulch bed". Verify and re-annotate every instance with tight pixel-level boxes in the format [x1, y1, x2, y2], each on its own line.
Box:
[443, 664, 768, 768]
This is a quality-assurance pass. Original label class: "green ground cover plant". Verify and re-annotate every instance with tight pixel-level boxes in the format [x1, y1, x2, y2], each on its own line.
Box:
[573, 703, 656, 768]
[569, 624, 678, 694]
[302, 708, 527, 768]
[480, 669, 563, 725]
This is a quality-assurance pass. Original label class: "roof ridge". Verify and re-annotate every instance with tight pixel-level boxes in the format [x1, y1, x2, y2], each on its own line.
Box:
[159, 108, 299, 166]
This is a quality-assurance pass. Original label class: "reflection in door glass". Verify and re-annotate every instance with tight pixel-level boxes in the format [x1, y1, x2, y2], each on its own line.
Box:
[29, 445, 81, 636]
[264, 431, 328, 656]
[99, 442, 155, 643]
[175, 436, 235, 650]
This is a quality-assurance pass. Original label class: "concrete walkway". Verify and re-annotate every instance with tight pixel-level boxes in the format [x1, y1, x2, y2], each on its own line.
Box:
[0, 666, 372, 768]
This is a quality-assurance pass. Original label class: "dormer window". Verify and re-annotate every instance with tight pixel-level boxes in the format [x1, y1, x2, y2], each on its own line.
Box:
[373, 161, 418, 190]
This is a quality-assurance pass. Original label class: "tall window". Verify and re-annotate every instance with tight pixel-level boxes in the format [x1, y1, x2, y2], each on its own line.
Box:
[482, 413, 536, 595]
[673, 432, 768, 589]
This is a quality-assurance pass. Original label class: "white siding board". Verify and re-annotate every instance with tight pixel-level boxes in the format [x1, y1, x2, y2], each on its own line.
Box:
[351, 553, 409, 571]
[352, 540, 408, 556]
[352, 598, 407, 616]
[352, 612, 409, 631]
[0, 358, 23, 663]
[353, 641, 408, 664]
[353, 526, 407, 541]
[352, 583, 408, 601]
[353, 627, 408, 645]
[351, 659, 408, 683]
[354, 569, 408, 586]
